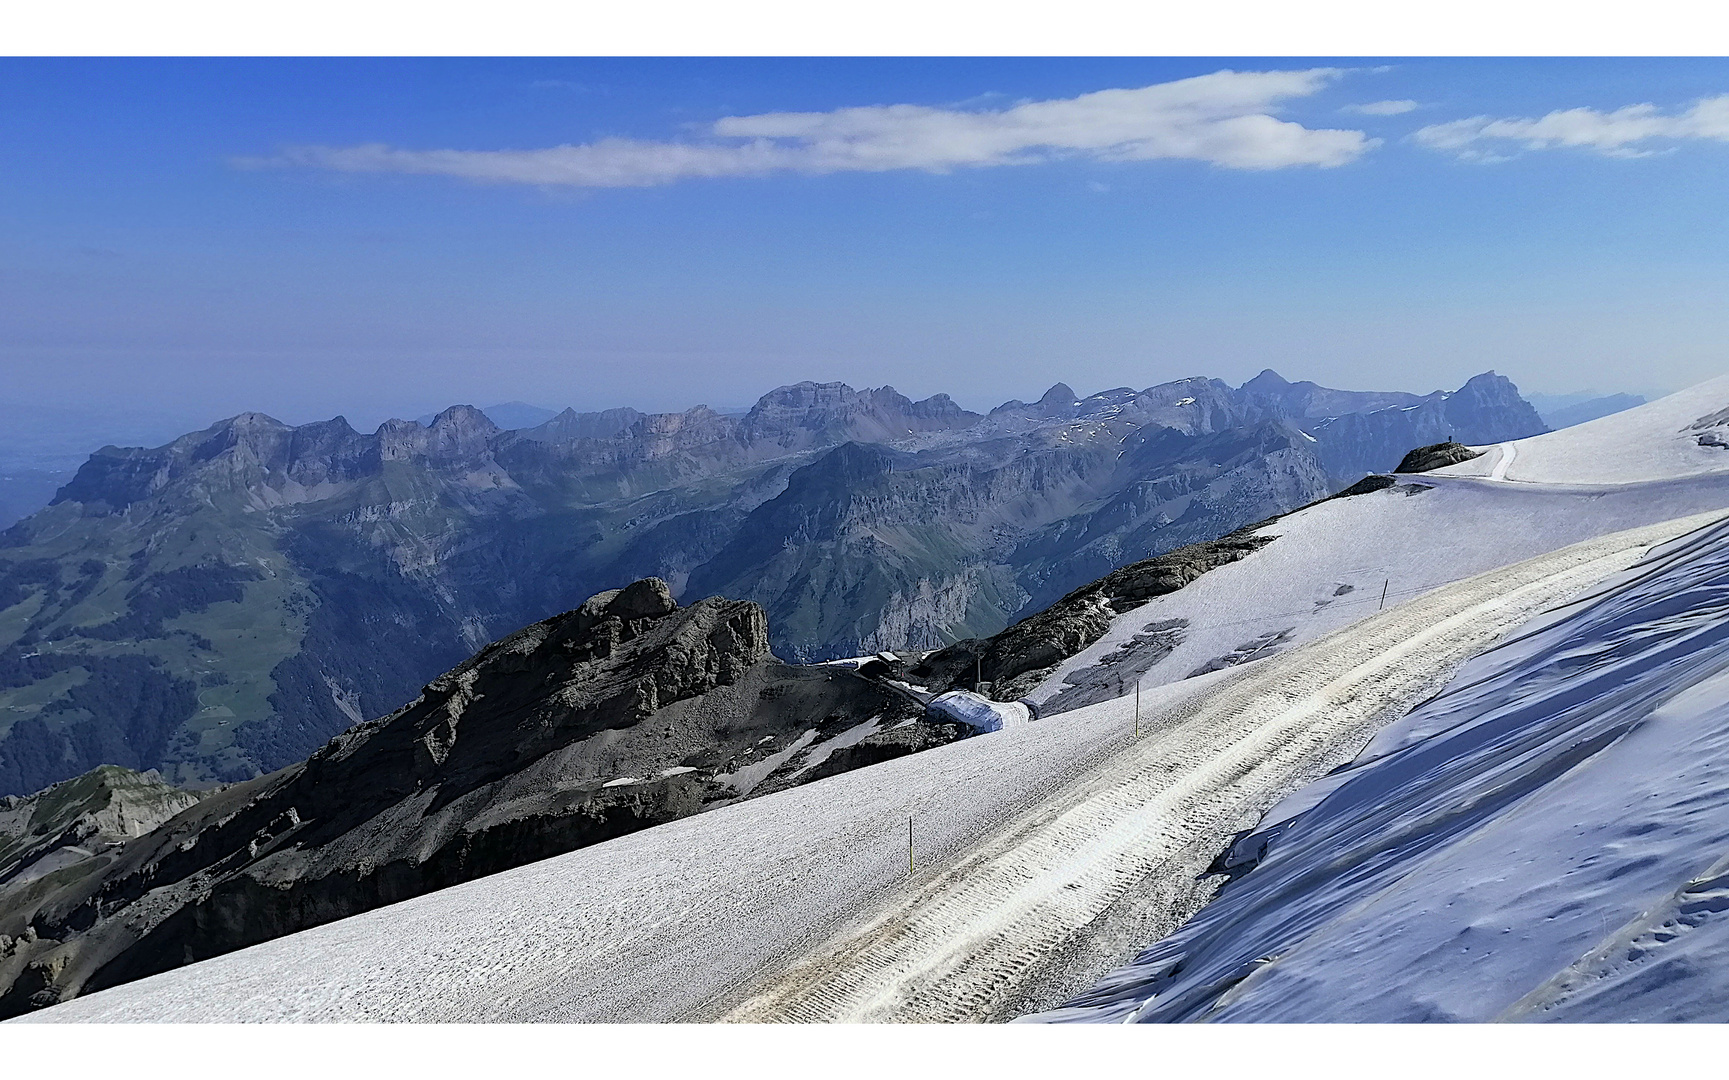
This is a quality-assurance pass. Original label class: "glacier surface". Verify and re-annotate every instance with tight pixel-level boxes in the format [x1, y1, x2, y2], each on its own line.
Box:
[1036, 513, 1729, 1022]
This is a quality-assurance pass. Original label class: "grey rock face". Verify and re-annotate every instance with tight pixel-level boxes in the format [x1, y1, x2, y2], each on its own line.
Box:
[1301, 372, 1546, 483]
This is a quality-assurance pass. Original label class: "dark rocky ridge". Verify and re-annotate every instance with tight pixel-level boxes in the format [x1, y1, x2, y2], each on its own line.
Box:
[909, 526, 1278, 701]
[0, 371, 1548, 795]
[907, 459, 1442, 705]
[0, 578, 931, 1017]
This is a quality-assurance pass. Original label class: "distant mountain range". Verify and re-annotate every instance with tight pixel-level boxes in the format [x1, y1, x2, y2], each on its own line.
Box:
[1525, 391, 1647, 430]
[0, 369, 1546, 796]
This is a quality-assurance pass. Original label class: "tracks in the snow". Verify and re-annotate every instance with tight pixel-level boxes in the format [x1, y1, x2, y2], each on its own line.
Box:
[719, 514, 1719, 1023]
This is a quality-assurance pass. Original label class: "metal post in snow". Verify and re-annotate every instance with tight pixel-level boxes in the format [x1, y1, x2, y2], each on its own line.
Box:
[1135, 681, 1140, 739]
[1379, 578, 1389, 610]
[908, 815, 914, 876]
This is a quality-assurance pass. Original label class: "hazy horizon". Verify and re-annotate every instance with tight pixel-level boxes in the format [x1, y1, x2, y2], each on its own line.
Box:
[4, 366, 1672, 457]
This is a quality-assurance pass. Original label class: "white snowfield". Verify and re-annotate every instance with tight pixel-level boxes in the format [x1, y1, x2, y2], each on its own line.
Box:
[1440, 372, 1729, 485]
[1036, 513, 1729, 1023]
[22, 375, 1729, 1024]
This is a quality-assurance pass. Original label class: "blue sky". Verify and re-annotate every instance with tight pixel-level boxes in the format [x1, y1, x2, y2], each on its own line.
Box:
[5, 57, 1729, 429]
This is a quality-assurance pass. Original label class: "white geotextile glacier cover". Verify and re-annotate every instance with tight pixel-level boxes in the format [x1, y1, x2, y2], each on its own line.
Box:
[1032, 513, 1729, 1023]
[925, 691, 1034, 733]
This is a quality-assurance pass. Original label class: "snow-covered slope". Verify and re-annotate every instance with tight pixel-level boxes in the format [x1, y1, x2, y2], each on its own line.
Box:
[1439, 373, 1729, 486]
[1027, 376, 1729, 715]
[1030, 472, 1729, 712]
[1035, 512, 1729, 1023]
[22, 377, 1729, 1024]
[15, 512, 1711, 1023]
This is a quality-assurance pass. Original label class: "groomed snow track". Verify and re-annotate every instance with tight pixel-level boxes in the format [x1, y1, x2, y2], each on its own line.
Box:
[719, 512, 1723, 1022]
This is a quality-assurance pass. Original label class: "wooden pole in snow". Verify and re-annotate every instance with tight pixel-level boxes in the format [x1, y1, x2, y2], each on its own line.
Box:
[1379, 578, 1389, 611]
[908, 815, 914, 876]
[1135, 682, 1141, 739]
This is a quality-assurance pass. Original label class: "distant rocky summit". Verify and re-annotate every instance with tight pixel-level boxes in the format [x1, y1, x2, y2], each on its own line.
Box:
[0, 578, 936, 1017]
[0, 371, 1549, 797]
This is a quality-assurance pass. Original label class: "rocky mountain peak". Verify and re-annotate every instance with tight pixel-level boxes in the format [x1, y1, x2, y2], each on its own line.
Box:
[374, 406, 502, 466]
[523, 406, 646, 444]
[222, 411, 294, 434]
[1036, 383, 1080, 417]
[428, 404, 499, 434]
[1240, 368, 1291, 392]
[1452, 370, 1515, 400]
[1441, 371, 1548, 443]
[750, 381, 862, 414]
[425, 404, 501, 457]
[902, 391, 975, 423]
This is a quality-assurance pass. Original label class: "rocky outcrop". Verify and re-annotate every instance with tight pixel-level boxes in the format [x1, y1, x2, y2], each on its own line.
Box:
[1394, 441, 1485, 474]
[909, 526, 1278, 701]
[1328, 474, 1400, 496]
[0, 578, 930, 1018]
[793, 721, 969, 784]
[0, 766, 201, 887]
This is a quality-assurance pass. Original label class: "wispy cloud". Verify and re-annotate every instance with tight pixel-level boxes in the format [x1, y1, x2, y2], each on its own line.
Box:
[1343, 99, 1418, 116]
[1414, 95, 1729, 160]
[253, 69, 1377, 188]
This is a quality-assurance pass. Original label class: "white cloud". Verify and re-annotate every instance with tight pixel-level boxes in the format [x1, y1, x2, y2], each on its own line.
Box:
[1414, 95, 1729, 159]
[258, 69, 1377, 188]
[1343, 99, 1418, 116]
